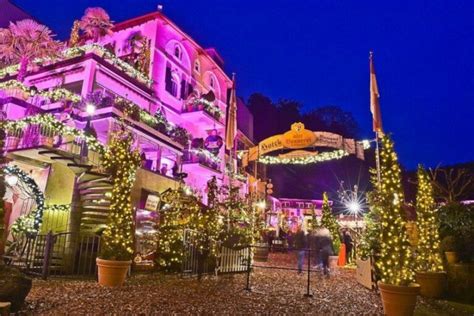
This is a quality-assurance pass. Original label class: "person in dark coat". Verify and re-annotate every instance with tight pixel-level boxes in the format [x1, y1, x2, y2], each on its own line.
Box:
[316, 227, 334, 276]
[343, 230, 354, 263]
[293, 225, 307, 274]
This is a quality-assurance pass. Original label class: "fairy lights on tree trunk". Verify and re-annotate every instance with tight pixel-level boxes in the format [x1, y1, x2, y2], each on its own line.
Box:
[415, 165, 444, 272]
[100, 128, 141, 261]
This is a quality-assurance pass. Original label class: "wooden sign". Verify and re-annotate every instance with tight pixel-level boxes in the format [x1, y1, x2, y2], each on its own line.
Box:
[356, 258, 373, 289]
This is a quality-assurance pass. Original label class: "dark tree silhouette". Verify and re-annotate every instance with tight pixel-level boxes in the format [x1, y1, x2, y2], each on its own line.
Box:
[246, 93, 372, 201]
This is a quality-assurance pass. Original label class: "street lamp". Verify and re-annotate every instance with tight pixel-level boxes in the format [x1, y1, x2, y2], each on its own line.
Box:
[85, 103, 96, 116]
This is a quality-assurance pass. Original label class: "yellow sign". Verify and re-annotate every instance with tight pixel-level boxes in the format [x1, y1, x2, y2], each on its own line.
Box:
[281, 123, 317, 149]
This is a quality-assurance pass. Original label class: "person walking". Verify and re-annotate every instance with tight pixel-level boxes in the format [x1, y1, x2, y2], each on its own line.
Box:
[294, 225, 307, 274]
[318, 227, 334, 276]
[343, 230, 354, 264]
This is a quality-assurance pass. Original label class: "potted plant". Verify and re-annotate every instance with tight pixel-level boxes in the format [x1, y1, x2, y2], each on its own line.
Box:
[374, 136, 419, 316]
[440, 236, 458, 264]
[96, 129, 141, 287]
[414, 166, 446, 298]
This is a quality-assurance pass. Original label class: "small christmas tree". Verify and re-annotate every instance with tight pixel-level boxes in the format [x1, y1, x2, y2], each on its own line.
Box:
[376, 135, 414, 286]
[320, 192, 341, 253]
[100, 129, 141, 261]
[157, 187, 201, 271]
[415, 165, 444, 272]
[194, 177, 222, 256]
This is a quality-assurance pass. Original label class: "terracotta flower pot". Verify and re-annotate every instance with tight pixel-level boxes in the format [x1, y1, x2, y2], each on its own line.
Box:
[329, 255, 339, 269]
[378, 282, 420, 316]
[96, 258, 131, 287]
[415, 271, 446, 298]
[445, 251, 459, 264]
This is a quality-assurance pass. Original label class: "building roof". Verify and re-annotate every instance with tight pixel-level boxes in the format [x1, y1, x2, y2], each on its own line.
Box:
[0, 0, 37, 28]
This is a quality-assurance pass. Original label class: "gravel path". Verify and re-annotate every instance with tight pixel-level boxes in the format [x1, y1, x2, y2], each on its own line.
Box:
[21, 265, 384, 315]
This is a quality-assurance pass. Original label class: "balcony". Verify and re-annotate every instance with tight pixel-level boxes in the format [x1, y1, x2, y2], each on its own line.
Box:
[3, 120, 103, 172]
[181, 99, 224, 130]
[182, 149, 221, 174]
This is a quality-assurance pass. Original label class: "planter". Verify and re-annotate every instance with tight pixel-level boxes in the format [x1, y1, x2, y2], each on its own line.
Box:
[445, 251, 459, 264]
[96, 258, 131, 287]
[329, 255, 339, 269]
[254, 243, 269, 262]
[415, 271, 446, 298]
[39, 135, 54, 147]
[378, 282, 420, 316]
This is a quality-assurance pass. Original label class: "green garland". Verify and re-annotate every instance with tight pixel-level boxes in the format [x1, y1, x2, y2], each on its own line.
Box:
[5, 114, 105, 154]
[5, 165, 45, 234]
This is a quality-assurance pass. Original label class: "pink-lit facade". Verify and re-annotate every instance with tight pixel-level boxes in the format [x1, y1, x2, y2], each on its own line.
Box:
[0, 11, 256, 242]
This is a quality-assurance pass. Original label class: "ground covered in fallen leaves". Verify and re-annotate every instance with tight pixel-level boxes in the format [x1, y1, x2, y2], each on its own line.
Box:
[19, 253, 470, 315]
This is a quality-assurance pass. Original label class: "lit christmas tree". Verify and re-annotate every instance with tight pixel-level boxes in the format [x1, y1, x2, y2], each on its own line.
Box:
[157, 187, 201, 271]
[320, 192, 341, 252]
[415, 165, 444, 272]
[100, 128, 141, 261]
[376, 135, 414, 286]
[193, 176, 222, 256]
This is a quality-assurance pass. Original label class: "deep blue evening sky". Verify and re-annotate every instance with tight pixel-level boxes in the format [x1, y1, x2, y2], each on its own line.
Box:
[13, 0, 474, 169]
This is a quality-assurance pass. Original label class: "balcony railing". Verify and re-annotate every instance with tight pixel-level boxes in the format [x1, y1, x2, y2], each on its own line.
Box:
[182, 149, 221, 172]
[182, 99, 223, 122]
[4, 123, 102, 169]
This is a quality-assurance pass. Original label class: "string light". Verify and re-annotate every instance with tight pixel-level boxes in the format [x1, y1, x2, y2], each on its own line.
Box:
[320, 192, 341, 253]
[415, 165, 444, 272]
[100, 128, 142, 260]
[5, 165, 45, 234]
[373, 135, 415, 286]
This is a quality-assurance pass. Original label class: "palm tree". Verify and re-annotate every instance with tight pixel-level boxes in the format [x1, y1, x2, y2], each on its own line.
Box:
[79, 7, 113, 42]
[0, 19, 61, 81]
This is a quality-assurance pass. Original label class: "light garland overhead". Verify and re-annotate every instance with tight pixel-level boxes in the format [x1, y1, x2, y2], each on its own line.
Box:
[259, 149, 348, 165]
[256, 140, 371, 165]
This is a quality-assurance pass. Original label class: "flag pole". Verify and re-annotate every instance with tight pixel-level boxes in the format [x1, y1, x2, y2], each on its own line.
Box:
[370, 51, 382, 187]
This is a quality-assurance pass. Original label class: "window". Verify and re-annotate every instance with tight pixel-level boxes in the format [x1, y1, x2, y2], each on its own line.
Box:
[165, 65, 179, 98]
[194, 60, 200, 73]
[174, 45, 181, 60]
[209, 76, 215, 89]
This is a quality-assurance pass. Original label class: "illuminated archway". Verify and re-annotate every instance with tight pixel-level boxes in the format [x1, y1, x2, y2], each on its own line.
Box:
[240, 122, 370, 166]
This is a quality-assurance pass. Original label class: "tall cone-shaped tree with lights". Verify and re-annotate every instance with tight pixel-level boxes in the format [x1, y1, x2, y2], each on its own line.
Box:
[320, 192, 341, 253]
[100, 128, 141, 260]
[376, 135, 414, 286]
[415, 165, 443, 272]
